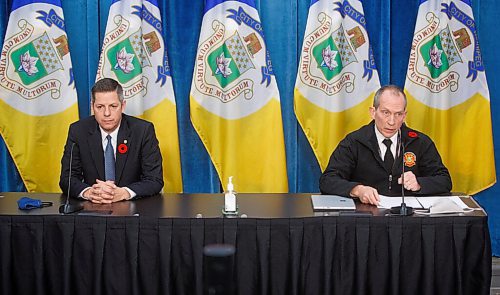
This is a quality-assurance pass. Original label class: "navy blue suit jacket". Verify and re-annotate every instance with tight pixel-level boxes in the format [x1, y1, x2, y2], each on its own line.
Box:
[60, 114, 163, 198]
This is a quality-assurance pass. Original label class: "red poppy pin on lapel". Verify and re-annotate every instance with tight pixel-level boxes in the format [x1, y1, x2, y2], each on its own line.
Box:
[118, 142, 128, 154]
[408, 131, 418, 138]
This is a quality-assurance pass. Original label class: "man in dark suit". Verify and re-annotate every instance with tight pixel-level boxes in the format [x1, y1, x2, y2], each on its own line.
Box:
[60, 78, 163, 203]
[319, 85, 451, 205]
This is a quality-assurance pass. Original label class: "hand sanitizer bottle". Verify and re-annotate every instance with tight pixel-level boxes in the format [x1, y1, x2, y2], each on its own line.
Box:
[224, 176, 237, 213]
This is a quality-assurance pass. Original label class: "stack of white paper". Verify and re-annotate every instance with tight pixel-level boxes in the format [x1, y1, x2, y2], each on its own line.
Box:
[377, 195, 470, 210]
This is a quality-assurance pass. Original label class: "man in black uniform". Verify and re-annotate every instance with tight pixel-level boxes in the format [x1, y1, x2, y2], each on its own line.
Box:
[319, 85, 452, 205]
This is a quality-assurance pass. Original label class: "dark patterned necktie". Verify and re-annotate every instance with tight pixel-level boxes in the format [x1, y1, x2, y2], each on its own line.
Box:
[383, 138, 394, 171]
[104, 135, 115, 181]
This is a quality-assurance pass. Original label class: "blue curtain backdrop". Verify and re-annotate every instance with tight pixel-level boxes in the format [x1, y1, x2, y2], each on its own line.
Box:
[1, 0, 499, 254]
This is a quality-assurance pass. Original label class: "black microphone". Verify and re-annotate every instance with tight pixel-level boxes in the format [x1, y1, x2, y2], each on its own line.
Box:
[60, 142, 83, 214]
[390, 129, 414, 216]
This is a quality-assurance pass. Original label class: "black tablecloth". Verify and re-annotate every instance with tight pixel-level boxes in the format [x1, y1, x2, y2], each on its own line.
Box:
[0, 214, 491, 295]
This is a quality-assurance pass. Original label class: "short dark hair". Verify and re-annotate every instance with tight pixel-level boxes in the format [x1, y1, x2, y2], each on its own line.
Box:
[91, 78, 124, 103]
[373, 85, 407, 109]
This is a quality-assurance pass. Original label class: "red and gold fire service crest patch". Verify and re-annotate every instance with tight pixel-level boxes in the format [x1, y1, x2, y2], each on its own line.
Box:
[403, 152, 416, 168]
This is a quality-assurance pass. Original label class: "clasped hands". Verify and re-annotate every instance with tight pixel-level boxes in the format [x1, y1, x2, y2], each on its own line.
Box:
[350, 171, 421, 206]
[83, 179, 130, 203]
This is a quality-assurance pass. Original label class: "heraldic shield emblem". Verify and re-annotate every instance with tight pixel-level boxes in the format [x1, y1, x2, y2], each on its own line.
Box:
[312, 24, 356, 82]
[0, 6, 75, 116]
[11, 32, 64, 85]
[406, 2, 484, 97]
[207, 31, 255, 89]
[296, 0, 380, 101]
[106, 29, 150, 85]
[192, 4, 278, 111]
[420, 26, 462, 79]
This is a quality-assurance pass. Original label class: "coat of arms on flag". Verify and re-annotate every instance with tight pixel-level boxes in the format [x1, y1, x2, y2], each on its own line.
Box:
[313, 24, 356, 83]
[207, 31, 255, 90]
[97, 16, 154, 101]
[11, 32, 64, 85]
[190, 0, 288, 192]
[404, 0, 495, 194]
[0, 0, 78, 192]
[406, 8, 469, 95]
[192, 17, 268, 109]
[97, 0, 183, 192]
[108, 30, 145, 82]
[294, 0, 380, 172]
[420, 26, 462, 79]
[1, 18, 73, 104]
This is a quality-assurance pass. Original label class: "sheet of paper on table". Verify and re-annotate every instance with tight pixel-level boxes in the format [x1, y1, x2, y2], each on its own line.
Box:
[414, 196, 469, 209]
[377, 195, 470, 210]
[377, 195, 422, 209]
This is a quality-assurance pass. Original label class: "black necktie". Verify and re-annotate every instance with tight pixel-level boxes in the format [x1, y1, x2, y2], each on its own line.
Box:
[383, 138, 394, 171]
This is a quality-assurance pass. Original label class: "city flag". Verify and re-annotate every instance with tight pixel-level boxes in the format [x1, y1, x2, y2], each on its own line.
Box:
[404, 0, 495, 194]
[96, 0, 183, 192]
[190, 0, 288, 192]
[294, 0, 381, 171]
[0, 0, 79, 192]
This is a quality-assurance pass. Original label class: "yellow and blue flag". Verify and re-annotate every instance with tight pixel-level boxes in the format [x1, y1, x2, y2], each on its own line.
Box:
[294, 0, 381, 171]
[190, 0, 288, 192]
[96, 0, 183, 192]
[404, 0, 495, 194]
[0, 0, 79, 192]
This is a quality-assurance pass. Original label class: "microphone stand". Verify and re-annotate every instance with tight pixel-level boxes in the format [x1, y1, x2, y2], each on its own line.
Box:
[60, 142, 83, 214]
[390, 129, 414, 216]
